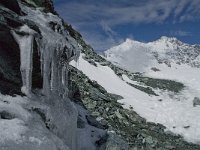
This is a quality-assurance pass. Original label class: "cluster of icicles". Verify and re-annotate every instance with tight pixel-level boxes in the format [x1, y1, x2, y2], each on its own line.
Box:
[11, 4, 80, 98]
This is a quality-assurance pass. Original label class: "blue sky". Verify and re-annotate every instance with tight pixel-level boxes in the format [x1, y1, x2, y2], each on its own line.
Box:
[54, 0, 200, 51]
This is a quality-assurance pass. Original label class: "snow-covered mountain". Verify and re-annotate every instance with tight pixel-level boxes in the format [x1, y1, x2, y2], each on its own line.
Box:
[105, 36, 200, 72]
[104, 37, 200, 98]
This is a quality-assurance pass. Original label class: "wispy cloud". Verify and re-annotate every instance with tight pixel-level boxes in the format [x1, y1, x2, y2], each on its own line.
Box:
[80, 30, 122, 51]
[55, 0, 200, 50]
[100, 20, 117, 37]
[170, 30, 192, 37]
[56, 0, 200, 26]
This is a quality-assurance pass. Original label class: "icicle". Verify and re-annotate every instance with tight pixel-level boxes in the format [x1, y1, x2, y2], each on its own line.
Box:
[35, 38, 44, 77]
[61, 64, 69, 98]
[42, 45, 52, 97]
[50, 49, 59, 93]
[11, 25, 36, 95]
[18, 5, 81, 100]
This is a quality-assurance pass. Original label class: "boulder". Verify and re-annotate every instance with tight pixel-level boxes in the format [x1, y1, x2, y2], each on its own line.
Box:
[86, 115, 108, 129]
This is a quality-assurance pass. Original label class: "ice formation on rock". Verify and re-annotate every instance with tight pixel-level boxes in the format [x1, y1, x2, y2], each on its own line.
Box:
[11, 25, 36, 95]
[11, 3, 80, 98]
[5, 2, 80, 150]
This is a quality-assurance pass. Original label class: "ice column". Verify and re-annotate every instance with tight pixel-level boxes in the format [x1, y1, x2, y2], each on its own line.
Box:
[11, 25, 36, 95]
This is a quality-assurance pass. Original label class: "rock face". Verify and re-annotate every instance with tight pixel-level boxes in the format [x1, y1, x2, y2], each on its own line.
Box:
[21, 0, 56, 14]
[0, 0, 21, 15]
[0, 0, 79, 149]
[1, 0, 80, 96]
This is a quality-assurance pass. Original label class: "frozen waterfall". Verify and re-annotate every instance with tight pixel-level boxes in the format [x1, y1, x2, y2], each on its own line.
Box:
[11, 4, 80, 97]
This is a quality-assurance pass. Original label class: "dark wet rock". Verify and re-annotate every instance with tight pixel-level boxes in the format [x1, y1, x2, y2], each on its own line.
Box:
[21, 0, 57, 14]
[151, 67, 160, 72]
[0, 0, 21, 15]
[96, 134, 108, 147]
[77, 116, 85, 128]
[0, 110, 15, 119]
[23, 19, 42, 35]
[183, 126, 190, 129]
[0, 25, 22, 95]
[193, 97, 200, 107]
[1, 13, 23, 28]
[98, 132, 129, 150]
[86, 115, 108, 130]
[88, 59, 97, 66]
[32, 38, 43, 89]
[31, 107, 55, 130]
[127, 82, 158, 96]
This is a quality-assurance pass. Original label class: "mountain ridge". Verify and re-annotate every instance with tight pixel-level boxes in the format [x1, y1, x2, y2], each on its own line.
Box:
[105, 36, 200, 73]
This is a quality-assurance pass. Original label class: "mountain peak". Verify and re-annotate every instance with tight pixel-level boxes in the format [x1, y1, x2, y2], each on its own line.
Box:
[158, 36, 178, 42]
[125, 38, 133, 42]
[124, 38, 143, 45]
[124, 36, 180, 46]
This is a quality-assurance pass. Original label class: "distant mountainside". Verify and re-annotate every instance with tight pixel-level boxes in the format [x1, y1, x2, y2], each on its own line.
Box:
[104, 36, 200, 99]
[105, 37, 200, 72]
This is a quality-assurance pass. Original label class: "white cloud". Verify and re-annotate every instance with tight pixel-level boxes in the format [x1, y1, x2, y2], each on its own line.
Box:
[99, 20, 117, 36]
[80, 30, 122, 51]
